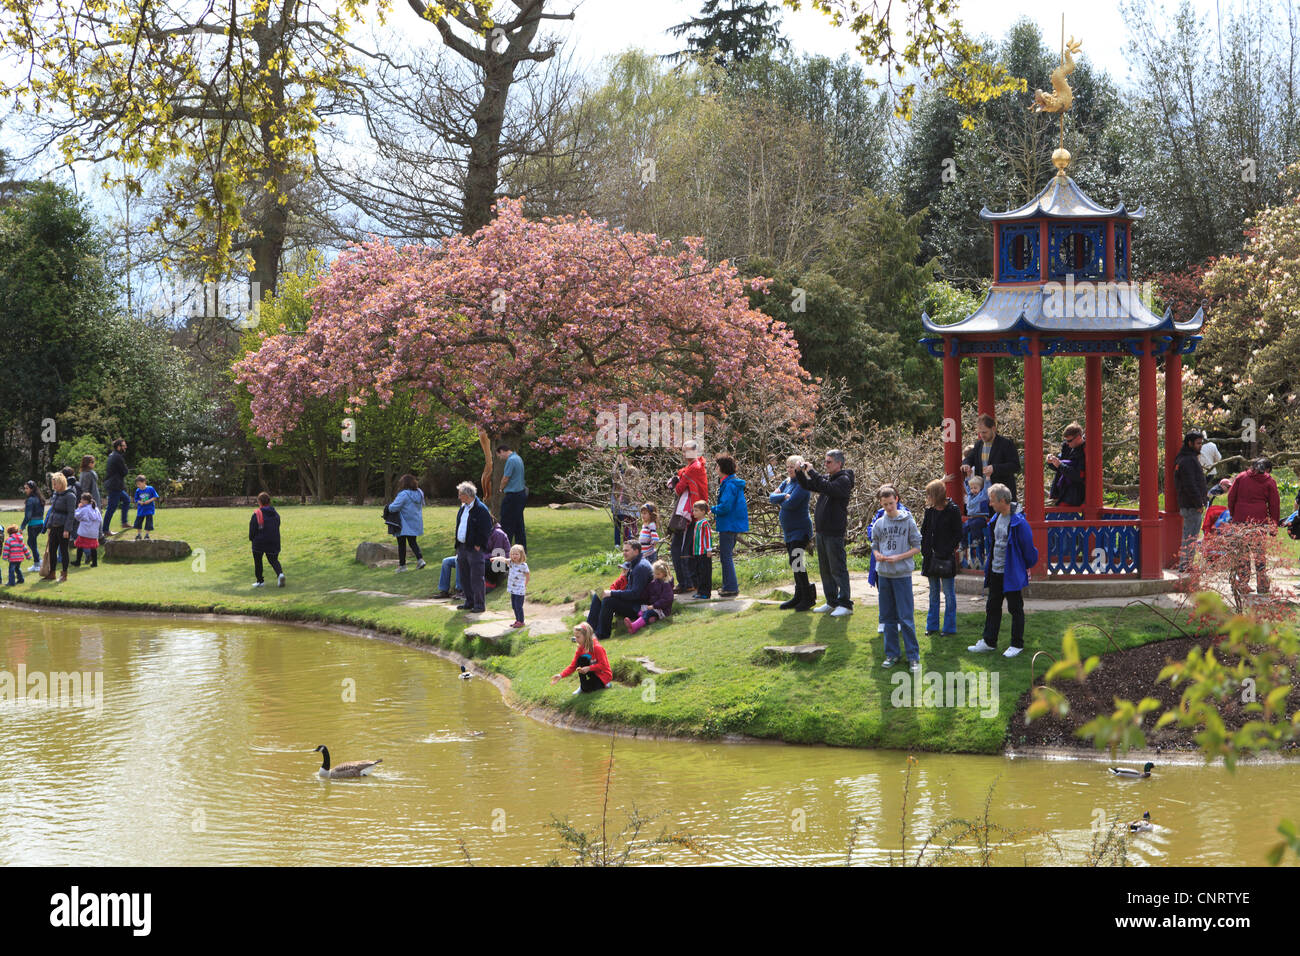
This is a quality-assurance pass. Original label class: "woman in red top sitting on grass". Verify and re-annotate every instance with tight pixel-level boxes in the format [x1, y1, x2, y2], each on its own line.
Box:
[551, 623, 613, 695]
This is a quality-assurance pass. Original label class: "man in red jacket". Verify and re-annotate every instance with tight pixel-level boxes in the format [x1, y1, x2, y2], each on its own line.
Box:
[1227, 458, 1280, 592]
[667, 440, 708, 594]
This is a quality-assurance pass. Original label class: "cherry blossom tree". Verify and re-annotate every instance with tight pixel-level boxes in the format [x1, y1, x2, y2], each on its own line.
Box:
[235, 198, 816, 511]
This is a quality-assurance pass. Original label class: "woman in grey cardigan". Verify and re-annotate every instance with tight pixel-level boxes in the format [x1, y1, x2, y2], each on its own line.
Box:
[78, 455, 101, 507]
[78, 454, 102, 546]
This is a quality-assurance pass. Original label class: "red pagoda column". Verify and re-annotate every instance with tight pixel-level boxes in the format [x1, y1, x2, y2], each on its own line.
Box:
[1023, 334, 1047, 577]
[977, 357, 996, 418]
[1138, 337, 1161, 579]
[1085, 355, 1104, 521]
[1164, 346, 1185, 569]
[943, 339, 964, 510]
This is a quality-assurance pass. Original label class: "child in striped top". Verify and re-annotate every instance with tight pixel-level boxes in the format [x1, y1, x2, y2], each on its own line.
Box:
[637, 503, 660, 563]
[4, 524, 30, 585]
[690, 500, 713, 600]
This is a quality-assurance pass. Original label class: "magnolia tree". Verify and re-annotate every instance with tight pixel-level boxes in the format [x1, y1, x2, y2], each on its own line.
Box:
[235, 198, 816, 513]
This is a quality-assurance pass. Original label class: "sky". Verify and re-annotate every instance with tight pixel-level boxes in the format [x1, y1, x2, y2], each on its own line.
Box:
[517, 0, 1226, 86]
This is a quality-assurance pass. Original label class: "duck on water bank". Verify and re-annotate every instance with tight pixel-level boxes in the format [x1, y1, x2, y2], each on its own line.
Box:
[313, 745, 382, 778]
[1110, 762, 1155, 779]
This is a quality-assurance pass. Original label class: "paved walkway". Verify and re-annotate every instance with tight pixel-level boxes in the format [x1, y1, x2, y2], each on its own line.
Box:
[769, 572, 1196, 612]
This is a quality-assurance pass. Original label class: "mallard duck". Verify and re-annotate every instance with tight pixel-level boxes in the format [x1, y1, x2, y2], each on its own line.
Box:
[1128, 811, 1153, 832]
[458, 665, 472, 681]
[1110, 761, 1155, 779]
[313, 745, 381, 779]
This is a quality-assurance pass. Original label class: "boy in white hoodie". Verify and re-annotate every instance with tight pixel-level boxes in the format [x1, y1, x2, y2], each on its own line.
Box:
[871, 485, 922, 670]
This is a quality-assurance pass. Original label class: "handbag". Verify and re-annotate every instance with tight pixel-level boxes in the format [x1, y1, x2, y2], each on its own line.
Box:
[930, 554, 958, 578]
[667, 487, 692, 532]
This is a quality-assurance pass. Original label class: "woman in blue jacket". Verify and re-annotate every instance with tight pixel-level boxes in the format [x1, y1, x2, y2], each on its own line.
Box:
[711, 454, 749, 597]
[968, 483, 1039, 658]
[388, 474, 426, 572]
[770, 455, 815, 610]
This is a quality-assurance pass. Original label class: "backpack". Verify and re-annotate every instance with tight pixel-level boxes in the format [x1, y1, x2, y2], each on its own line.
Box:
[381, 506, 401, 537]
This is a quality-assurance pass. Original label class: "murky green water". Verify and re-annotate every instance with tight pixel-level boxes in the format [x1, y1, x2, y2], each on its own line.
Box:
[0, 606, 1295, 866]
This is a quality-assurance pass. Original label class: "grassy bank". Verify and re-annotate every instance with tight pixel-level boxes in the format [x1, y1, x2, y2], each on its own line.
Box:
[0, 503, 1180, 753]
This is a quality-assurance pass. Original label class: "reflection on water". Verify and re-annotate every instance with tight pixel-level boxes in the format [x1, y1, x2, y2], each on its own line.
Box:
[0, 606, 1296, 866]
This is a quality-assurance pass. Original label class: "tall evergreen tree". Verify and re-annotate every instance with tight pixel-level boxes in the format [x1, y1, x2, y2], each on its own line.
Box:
[666, 0, 788, 66]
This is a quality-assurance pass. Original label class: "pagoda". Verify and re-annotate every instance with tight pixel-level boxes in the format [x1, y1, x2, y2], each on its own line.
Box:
[919, 34, 1204, 583]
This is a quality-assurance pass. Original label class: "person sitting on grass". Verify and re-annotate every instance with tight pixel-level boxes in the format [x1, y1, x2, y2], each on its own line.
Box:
[689, 500, 714, 600]
[550, 623, 613, 695]
[133, 475, 160, 540]
[434, 554, 461, 600]
[507, 544, 529, 629]
[624, 560, 675, 633]
[586, 540, 653, 639]
[968, 482, 1039, 659]
[72, 494, 102, 569]
[485, 521, 511, 590]
[249, 492, 285, 588]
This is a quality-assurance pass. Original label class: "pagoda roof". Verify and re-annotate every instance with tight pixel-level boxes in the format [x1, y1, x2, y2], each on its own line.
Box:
[980, 175, 1145, 222]
[921, 286, 1205, 335]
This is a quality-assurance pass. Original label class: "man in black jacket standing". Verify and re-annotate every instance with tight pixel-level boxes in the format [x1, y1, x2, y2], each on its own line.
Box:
[795, 449, 856, 617]
[962, 415, 1021, 503]
[454, 481, 493, 613]
[1174, 431, 1208, 572]
[103, 438, 130, 536]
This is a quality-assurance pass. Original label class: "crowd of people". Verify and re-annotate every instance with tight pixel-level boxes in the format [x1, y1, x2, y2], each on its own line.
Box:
[7, 422, 1295, 695]
[8, 441, 165, 584]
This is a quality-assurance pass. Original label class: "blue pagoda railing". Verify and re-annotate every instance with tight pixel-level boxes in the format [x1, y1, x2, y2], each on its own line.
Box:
[960, 508, 1140, 576]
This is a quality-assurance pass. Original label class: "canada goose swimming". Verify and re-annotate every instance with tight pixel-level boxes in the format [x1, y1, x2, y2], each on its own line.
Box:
[1129, 811, 1153, 832]
[313, 745, 381, 778]
[1110, 761, 1155, 779]
[458, 665, 472, 681]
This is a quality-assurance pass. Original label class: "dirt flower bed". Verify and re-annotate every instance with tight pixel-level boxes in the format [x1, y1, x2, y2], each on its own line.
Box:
[1010, 634, 1300, 753]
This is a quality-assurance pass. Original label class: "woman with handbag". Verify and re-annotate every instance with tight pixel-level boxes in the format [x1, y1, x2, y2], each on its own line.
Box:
[920, 479, 962, 636]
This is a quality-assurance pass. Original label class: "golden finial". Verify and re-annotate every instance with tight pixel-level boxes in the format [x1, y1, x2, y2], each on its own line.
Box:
[1033, 18, 1081, 179]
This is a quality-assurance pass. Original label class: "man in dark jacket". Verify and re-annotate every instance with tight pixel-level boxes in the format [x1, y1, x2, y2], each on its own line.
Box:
[587, 541, 653, 639]
[962, 415, 1021, 502]
[1173, 432, 1208, 572]
[103, 438, 130, 535]
[795, 449, 855, 616]
[454, 481, 494, 612]
[248, 492, 285, 587]
[1047, 422, 1087, 507]
[1227, 458, 1281, 593]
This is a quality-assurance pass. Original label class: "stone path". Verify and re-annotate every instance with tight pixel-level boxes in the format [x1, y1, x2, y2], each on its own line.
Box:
[770, 572, 1193, 613]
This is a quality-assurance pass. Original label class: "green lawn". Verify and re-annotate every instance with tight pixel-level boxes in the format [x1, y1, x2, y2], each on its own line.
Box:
[0, 503, 1182, 753]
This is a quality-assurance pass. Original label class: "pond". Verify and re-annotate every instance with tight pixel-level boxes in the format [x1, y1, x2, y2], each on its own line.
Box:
[0, 606, 1294, 866]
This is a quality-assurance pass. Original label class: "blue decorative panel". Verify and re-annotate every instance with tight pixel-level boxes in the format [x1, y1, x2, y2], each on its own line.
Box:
[1048, 223, 1106, 281]
[1046, 521, 1140, 575]
[998, 224, 1040, 282]
[1114, 227, 1129, 281]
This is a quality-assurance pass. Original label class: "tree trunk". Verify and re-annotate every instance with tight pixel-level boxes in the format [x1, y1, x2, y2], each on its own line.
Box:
[354, 459, 368, 505]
